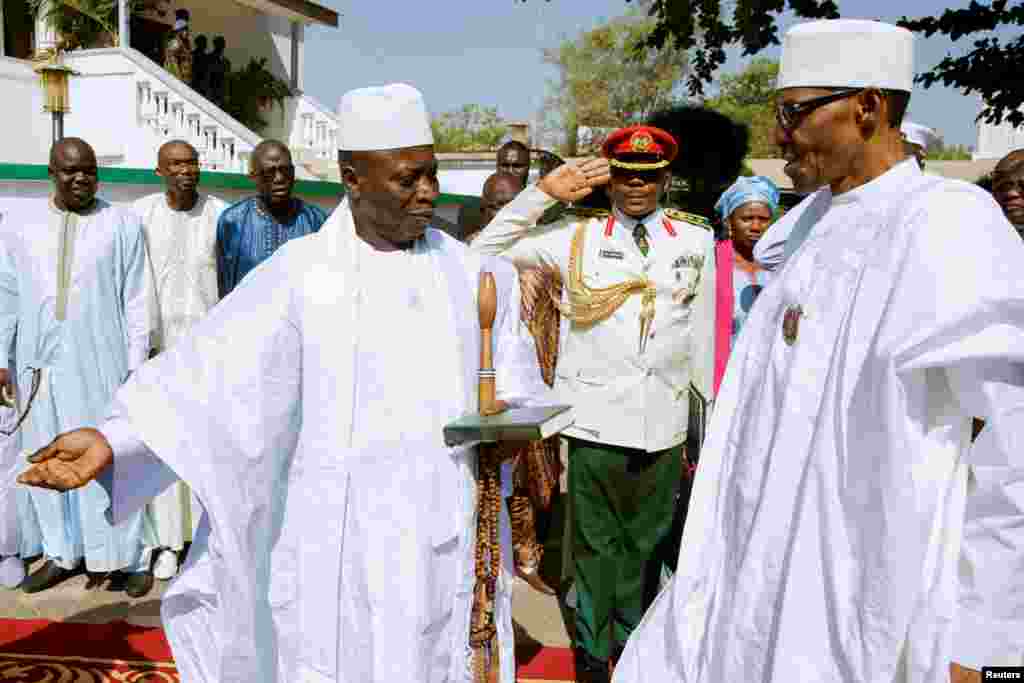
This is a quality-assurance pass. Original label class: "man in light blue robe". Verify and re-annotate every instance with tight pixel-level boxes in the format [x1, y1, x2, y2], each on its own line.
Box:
[0, 138, 155, 595]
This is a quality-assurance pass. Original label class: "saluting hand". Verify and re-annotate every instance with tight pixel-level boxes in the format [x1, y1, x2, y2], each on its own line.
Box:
[537, 158, 611, 203]
[17, 428, 113, 491]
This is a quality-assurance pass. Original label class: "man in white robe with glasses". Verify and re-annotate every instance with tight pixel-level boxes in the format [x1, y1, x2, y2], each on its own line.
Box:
[613, 20, 1024, 683]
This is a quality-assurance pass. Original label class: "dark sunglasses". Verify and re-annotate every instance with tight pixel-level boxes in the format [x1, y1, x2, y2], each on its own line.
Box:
[776, 88, 864, 132]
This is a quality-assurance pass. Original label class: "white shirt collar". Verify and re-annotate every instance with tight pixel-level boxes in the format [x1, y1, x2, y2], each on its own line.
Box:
[611, 205, 668, 245]
[828, 157, 921, 207]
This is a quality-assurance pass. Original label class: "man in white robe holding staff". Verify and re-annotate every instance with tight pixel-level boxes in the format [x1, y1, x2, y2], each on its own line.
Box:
[18, 83, 550, 683]
[613, 19, 1024, 683]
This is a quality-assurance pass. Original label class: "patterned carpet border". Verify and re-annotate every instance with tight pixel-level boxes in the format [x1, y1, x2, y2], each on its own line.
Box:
[0, 619, 573, 681]
[0, 652, 179, 682]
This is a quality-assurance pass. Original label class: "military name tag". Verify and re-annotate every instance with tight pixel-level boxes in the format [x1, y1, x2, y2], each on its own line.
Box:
[599, 249, 625, 260]
[782, 304, 803, 345]
[671, 253, 704, 270]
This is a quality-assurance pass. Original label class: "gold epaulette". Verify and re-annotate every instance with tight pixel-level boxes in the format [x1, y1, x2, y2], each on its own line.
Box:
[537, 202, 568, 226]
[664, 208, 712, 230]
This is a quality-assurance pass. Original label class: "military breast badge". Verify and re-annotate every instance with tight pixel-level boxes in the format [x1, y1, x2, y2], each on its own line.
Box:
[782, 304, 803, 345]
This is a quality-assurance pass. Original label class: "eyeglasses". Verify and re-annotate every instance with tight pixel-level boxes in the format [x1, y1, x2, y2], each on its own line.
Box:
[776, 89, 864, 132]
[255, 165, 295, 182]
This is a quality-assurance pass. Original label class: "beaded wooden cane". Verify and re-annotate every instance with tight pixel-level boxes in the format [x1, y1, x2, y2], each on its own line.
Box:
[471, 271, 503, 683]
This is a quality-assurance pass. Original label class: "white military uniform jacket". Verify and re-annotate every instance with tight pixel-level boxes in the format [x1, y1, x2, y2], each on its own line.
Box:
[472, 185, 715, 452]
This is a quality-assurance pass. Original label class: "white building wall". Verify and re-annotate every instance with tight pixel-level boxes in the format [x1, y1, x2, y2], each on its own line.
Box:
[0, 57, 48, 164]
[64, 59, 140, 165]
[974, 101, 1024, 160]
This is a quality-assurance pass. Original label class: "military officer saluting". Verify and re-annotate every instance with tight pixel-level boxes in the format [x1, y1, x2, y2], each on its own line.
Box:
[471, 124, 715, 682]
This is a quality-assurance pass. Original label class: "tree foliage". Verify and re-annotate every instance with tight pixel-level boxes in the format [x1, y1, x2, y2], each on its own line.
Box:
[30, 0, 149, 50]
[928, 143, 973, 160]
[543, 11, 689, 155]
[899, 0, 1024, 127]
[632, 0, 838, 96]
[704, 58, 779, 157]
[524, 0, 1024, 128]
[223, 58, 293, 133]
[430, 105, 508, 152]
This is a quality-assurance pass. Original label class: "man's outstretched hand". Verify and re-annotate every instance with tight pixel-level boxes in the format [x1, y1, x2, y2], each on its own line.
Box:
[18, 428, 113, 491]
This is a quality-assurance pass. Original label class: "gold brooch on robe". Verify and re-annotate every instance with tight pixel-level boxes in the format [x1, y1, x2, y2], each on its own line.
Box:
[782, 304, 803, 345]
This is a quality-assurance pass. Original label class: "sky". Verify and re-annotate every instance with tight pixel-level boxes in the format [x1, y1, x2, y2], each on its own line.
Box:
[301, 0, 1006, 151]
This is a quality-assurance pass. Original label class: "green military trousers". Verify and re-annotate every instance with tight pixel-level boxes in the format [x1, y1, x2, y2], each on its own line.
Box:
[568, 437, 682, 662]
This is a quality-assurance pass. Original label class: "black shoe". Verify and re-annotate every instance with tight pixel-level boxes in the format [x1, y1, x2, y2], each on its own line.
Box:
[22, 560, 77, 594]
[573, 648, 610, 683]
[610, 643, 626, 679]
[124, 570, 154, 598]
[85, 571, 109, 590]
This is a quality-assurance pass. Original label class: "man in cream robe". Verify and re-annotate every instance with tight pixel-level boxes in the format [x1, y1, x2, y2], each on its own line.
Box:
[19, 84, 548, 683]
[135, 139, 227, 581]
[614, 21, 1024, 683]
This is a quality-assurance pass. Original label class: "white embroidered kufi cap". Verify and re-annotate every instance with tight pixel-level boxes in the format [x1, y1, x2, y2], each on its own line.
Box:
[337, 83, 434, 151]
[901, 121, 939, 149]
[778, 19, 914, 92]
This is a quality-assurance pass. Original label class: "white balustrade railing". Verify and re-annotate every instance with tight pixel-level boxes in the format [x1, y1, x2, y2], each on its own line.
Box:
[153, 91, 170, 133]
[170, 102, 185, 137]
[137, 81, 156, 124]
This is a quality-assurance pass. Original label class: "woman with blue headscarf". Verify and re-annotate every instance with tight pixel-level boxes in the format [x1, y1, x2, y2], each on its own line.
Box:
[710, 176, 780, 393]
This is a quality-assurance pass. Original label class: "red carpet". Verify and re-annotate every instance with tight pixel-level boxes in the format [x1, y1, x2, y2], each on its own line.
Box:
[0, 619, 178, 681]
[0, 619, 574, 681]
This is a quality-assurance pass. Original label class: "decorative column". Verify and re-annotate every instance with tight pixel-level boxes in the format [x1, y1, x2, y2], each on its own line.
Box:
[290, 21, 303, 93]
[0, 0, 7, 57]
[118, 0, 130, 49]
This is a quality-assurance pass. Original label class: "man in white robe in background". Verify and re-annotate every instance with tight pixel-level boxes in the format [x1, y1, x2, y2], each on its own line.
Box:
[134, 139, 227, 582]
[900, 121, 939, 170]
[0, 138, 154, 596]
[613, 20, 1024, 683]
[19, 84, 549, 683]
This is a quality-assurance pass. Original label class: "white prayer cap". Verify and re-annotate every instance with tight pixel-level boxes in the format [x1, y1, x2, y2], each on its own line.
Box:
[901, 121, 939, 149]
[778, 20, 914, 92]
[337, 83, 434, 151]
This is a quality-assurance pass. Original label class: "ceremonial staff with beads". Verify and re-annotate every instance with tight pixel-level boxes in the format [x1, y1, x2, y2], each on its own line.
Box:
[462, 269, 573, 682]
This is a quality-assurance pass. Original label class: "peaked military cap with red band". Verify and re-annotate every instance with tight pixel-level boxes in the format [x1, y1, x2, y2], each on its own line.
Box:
[601, 125, 678, 171]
